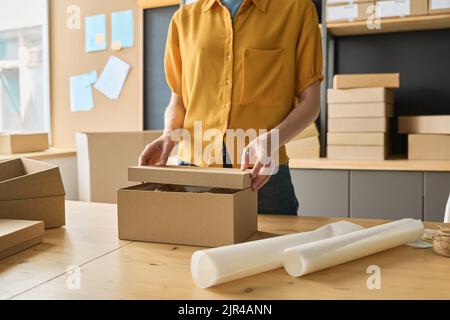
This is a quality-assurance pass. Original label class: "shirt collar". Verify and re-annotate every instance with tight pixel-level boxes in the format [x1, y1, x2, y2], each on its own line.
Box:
[202, 0, 269, 13]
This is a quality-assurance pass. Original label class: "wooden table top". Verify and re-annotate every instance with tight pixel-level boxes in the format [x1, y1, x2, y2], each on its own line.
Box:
[1, 201, 449, 300]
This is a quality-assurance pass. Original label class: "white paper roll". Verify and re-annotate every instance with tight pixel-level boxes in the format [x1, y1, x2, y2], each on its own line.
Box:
[282, 218, 424, 277]
[191, 221, 363, 288]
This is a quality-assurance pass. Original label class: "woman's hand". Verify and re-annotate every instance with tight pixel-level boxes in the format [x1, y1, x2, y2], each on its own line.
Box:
[240, 132, 278, 191]
[138, 133, 176, 166]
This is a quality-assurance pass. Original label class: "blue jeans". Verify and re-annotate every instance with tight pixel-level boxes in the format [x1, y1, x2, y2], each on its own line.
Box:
[178, 145, 299, 215]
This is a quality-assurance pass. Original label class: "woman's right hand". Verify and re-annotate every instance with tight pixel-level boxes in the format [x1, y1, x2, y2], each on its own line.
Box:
[138, 133, 176, 166]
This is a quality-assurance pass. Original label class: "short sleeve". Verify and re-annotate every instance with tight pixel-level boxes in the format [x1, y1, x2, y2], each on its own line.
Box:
[164, 12, 182, 96]
[295, 2, 323, 96]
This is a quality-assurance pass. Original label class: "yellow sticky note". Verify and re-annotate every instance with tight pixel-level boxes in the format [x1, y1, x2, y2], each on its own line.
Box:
[112, 40, 122, 51]
[95, 33, 105, 44]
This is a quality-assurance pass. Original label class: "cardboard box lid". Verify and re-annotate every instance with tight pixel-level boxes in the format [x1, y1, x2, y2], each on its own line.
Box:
[333, 73, 400, 89]
[128, 166, 252, 190]
[0, 158, 66, 201]
[0, 219, 44, 253]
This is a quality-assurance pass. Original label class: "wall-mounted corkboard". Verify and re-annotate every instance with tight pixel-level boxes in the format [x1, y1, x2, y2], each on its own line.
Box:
[50, 0, 143, 147]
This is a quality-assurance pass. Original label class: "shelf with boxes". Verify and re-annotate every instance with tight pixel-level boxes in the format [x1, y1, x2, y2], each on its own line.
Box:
[326, 73, 399, 160]
[325, 0, 450, 36]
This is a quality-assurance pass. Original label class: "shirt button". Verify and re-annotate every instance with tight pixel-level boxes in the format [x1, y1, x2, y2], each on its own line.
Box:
[224, 103, 231, 109]
[226, 54, 232, 61]
[226, 79, 231, 86]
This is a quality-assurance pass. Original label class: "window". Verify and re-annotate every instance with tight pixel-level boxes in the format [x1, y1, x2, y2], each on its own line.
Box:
[0, 0, 50, 133]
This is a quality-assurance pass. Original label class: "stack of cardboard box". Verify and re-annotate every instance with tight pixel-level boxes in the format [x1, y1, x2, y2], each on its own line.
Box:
[399, 115, 450, 160]
[327, 73, 400, 160]
[326, 0, 374, 23]
[0, 132, 49, 154]
[0, 157, 66, 260]
[285, 123, 320, 159]
[374, 0, 428, 19]
[326, 0, 433, 23]
[429, 0, 450, 14]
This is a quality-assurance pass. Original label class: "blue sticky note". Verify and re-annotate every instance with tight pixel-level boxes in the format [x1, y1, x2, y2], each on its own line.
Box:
[85, 14, 107, 52]
[70, 71, 98, 112]
[111, 10, 134, 49]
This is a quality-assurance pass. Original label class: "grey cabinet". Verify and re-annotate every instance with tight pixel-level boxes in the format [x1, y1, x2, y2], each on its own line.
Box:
[291, 169, 349, 218]
[350, 171, 423, 220]
[424, 172, 450, 222]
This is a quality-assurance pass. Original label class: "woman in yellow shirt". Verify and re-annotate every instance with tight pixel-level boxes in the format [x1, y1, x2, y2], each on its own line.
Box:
[139, 0, 323, 215]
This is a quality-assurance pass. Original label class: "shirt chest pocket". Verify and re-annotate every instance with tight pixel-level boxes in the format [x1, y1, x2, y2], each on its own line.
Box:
[239, 48, 284, 107]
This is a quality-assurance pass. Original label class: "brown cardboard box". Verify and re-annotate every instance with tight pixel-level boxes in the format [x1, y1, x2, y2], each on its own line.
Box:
[328, 145, 389, 160]
[375, 0, 428, 18]
[429, 0, 450, 14]
[0, 220, 44, 260]
[76, 131, 163, 203]
[294, 123, 319, 140]
[328, 132, 388, 146]
[0, 133, 49, 154]
[327, 0, 371, 4]
[286, 136, 321, 159]
[328, 88, 394, 104]
[408, 134, 450, 160]
[118, 166, 258, 247]
[398, 116, 450, 134]
[328, 118, 389, 132]
[326, 1, 374, 22]
[328, 102, 394, 118]
[333, 73, 400, 89]
[0, 158, 65, 228]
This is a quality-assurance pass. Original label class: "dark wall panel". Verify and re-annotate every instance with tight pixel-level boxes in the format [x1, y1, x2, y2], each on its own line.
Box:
[144, 6, 178, 130]
[335, 29, 450, 154]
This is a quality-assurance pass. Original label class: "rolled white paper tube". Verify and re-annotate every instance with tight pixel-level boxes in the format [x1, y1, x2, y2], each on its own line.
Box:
[282, 218, 424, 277]
[191, 221, 363, 288]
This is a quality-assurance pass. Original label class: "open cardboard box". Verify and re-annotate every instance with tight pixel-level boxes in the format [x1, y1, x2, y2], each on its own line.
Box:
[0, 132, 49, 154]
[0, 158, 65, 228]
[118, 166, 258, 247]
[0, 219, 44, 260]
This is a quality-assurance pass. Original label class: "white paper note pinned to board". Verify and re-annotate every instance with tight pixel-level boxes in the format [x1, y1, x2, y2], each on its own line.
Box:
[95, 56, 130, 100]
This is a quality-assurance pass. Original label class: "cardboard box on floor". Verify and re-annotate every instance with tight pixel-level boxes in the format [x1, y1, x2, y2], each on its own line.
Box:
[328, 88, 394, 104]
[398, 116, 450, 134]
[0, 220, 44, 260]
[333, 73, 400, 89]
[0, 158, 65, 228]
[375, 0, 428, 18]
[326, 1, 374, 22]
[0, 133, 49, 154]
[286, 136, 320, 159]
[76, 131, 163, 203]
[429, 0, 450, 14]
[118, 166, 258, 247]
[408, 134, 450, 160]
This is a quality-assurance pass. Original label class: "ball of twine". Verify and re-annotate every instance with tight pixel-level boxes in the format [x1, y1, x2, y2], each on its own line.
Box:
[432, 226, 450, 257]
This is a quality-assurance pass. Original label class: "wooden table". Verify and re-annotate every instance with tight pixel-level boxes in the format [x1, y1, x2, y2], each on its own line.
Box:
[1, 201, 449, 300]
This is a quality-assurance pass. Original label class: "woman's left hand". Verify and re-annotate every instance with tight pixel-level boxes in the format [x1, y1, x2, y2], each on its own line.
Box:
[240, 132, 279, 191]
